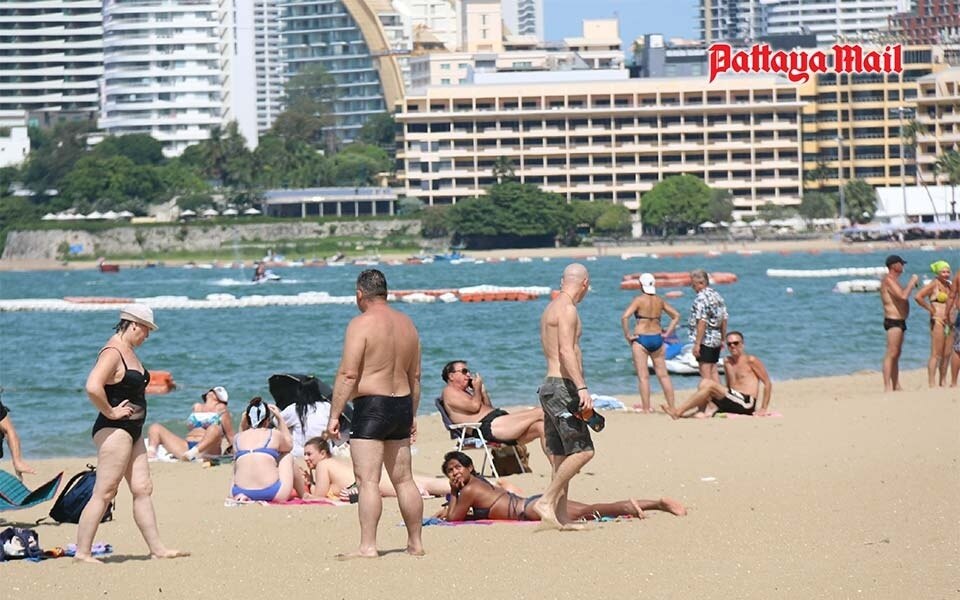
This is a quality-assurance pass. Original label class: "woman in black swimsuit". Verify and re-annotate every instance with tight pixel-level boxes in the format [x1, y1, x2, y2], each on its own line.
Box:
[439, 452, 686, 523]
[74, 305, 188, 563]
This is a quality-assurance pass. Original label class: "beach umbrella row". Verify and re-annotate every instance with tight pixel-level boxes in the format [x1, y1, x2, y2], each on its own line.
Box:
[41, 211, 135, 221]
[180, 207, 262, 218]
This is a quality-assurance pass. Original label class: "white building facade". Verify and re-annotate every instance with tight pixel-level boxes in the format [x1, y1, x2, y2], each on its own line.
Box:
[0, 110, 31, 168]
[99, 0, 257, 157]
[501, 0, 544, 40]
[0, 0, 103, 127]
[254, 0, 285, 132]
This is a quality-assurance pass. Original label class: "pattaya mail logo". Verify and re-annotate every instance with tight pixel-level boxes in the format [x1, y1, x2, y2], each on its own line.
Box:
[708, 43, 903, 83]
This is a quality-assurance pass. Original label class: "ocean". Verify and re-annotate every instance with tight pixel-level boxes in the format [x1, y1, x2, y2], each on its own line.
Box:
[0, 246, 951, 458]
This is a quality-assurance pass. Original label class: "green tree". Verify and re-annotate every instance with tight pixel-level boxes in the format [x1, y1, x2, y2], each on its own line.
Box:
[934, 149, 960, 220]
[272, 65, 338, 150]
[20, 120, 96, 194]
[357, 112, 396, 155]
[492, 157, 516, 184]
[397, 196, 423, 216]
[640, 175, 711, 235]
[594, 203, 632, 240]
[707, 188, 734, 223]
[449, 182, 573, 248]
[798, 191, 837, 221]
[328, 143, 391, 186]
[757, 202, 795, 221]
[571, 200, 605, 229]
[842, 179, 877, 224]
[420, 205, 451, 238]
[92, 134, 164, 165]
[804, 159, 832, 190]
[59, 155, 164, 212]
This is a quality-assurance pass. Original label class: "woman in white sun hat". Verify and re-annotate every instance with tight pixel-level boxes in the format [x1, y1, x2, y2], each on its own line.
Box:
[620, 274, 681, 414]
[146, 385, 236, 461]
[75, 304, 188, 563]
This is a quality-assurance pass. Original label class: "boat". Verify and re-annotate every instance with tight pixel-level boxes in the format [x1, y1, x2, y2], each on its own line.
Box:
[98, 263, 120, 273]
[252, 270, 281, 284]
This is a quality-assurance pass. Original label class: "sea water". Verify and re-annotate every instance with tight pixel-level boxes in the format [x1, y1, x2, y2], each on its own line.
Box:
[0, 247, 951, 457]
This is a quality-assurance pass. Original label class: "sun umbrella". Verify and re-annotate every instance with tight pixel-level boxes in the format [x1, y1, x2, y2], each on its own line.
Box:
[180, 209, 197, 217]
[222, 208, 239, 216]
[243, 207, 261, 215]
[201, 208, 219, 217]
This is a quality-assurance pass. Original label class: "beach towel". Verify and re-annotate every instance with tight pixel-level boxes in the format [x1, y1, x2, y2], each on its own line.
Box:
[420, 518, 536, 527]
[223, 497, 351, 508]
[716, 411, 783, 419]
[0, 470, 63, 512]
[590, 395, 625, 411]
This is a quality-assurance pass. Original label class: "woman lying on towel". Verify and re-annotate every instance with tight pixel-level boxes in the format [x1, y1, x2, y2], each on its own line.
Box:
[296, 437, 450, 501]
[438, 451, 686, 522]
[229, 397, 295, 502]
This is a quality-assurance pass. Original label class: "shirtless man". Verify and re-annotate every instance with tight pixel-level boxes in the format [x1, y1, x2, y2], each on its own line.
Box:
[440, 360, 544, 451]
[881, 255, 919, 392]
[534, 263, 594, 530]
[326, 269, 424, 559]
[662, 331, 772, 419]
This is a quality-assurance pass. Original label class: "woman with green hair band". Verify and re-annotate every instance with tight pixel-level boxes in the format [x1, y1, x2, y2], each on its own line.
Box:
[915, 260, 954, 387]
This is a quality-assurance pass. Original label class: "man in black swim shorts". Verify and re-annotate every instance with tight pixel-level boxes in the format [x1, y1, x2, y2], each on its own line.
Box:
[327, 269, 425, 559]
[440, 360, 544, 450]
[880, 255, 918, 392]
[663, 331, 773, 419]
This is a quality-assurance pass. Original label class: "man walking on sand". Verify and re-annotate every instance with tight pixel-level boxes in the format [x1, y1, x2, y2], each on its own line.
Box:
[327, 269, 424, 559]
[880, 255, 918, 392]
[533, 263, 594, 530]
[688, 269, 728, 386]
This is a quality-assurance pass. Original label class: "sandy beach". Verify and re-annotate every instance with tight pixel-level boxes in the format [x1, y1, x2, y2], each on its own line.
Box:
[0, 368, 955, 599]
[2, 237, 959, 272]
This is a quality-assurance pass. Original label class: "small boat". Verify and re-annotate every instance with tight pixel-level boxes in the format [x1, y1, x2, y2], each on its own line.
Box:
[252, 270, 281, 283]
[99, 263, 120, 273]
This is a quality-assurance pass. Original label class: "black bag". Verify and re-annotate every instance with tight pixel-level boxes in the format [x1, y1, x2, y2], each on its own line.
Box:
[46, 465, 113, 525]
[0, 527, 41, 561]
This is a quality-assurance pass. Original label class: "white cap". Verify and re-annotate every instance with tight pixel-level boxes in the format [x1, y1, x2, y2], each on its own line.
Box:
[211, 386, 229, 404]
[639, 273, 656, 294]
[119, 303, 158, 331]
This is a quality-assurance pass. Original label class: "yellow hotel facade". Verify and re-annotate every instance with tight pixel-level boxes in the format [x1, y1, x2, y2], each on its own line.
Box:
[397, 72, 805, 213]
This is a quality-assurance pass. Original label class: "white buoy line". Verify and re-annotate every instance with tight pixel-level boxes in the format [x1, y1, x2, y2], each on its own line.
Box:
[766, 267, 886, 278]
[833, 280, 883, 294]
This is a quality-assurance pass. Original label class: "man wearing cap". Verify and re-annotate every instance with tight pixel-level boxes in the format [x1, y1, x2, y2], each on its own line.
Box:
[327, 269, 424, 559]
[146, 385, 236, 461]
[881, 255, 919, 392]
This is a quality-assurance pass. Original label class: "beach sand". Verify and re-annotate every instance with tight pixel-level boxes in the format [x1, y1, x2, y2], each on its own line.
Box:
[1, 369, 956, 599]
[2, 237, 959, 272]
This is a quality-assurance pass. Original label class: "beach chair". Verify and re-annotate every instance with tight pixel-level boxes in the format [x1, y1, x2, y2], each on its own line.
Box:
[434, 397, 523, 479]
[0, 471, 63, 512]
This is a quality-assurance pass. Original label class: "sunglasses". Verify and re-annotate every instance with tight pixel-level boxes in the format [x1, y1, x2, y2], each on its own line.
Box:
[726, 340, 742, 346]
[456, 368, 471, 375]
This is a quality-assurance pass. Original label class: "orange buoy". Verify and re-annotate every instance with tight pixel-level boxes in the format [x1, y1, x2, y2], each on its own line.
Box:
[146, 370, 176, 395]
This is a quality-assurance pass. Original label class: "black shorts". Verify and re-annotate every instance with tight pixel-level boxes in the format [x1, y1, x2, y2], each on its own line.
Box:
[883, 318, 906, 331]
[713, 389, 756, 415]
[478, 408, 513, 445]
[350, 395, 413, 441]
[698, 344, 722, 364]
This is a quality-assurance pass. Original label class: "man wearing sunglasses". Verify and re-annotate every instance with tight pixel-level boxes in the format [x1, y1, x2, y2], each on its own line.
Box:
[662, 331, 772, 419]
[440, 361, 544, 449]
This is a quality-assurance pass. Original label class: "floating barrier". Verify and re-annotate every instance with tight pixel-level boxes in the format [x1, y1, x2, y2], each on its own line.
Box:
[767, 267, 885, 278]
[146, 370, 176, 395]
[833, 279, 883, 294]
[457, 285, 551, 303]
[620, 272, 738, 290]
[65, 296, 134, 304]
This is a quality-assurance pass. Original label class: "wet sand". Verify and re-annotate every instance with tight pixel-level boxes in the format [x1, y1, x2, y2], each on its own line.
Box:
[1, 368, 955, 599]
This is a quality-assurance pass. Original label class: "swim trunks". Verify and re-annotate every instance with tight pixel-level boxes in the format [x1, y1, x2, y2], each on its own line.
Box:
[697, 344, 721, 364]
[350, 395, 413, 441]
[713, 389, 756, 415]
[883, 318, 907, 331]
[478, 408, 514, 445]
[538, 377, 593, 456]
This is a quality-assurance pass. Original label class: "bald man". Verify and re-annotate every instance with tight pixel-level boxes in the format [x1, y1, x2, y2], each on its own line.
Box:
[532, 263, 595, 530]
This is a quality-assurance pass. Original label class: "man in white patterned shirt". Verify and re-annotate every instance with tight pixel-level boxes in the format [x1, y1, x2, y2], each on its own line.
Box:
[688, 269, 728, 385]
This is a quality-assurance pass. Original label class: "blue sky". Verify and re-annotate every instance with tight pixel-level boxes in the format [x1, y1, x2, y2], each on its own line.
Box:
[545, 0, 698, 46]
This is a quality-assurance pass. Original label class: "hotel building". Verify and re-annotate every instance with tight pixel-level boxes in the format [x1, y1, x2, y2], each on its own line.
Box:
[914, 67, 960, 185]
[796, 45, 954, 192]
[396, 71, 805, 218]
[888, 0, 960, 45]
[254, 0, 285, 132]
[0, 0, 103, 127]
[501, 0, 544, 41]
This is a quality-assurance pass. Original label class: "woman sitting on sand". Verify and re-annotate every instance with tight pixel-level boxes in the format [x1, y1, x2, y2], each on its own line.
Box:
[230, 397, 295, 502]
[147, 386, 235, 461]
[438, 451, 686, 524]
[297, 437, 450, 501]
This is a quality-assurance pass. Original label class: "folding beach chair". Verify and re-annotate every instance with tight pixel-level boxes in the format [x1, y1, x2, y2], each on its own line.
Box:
[0, 471, 63, 512]
[434, 397, 523, 479]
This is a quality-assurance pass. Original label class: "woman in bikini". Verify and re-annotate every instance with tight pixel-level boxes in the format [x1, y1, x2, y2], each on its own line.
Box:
[915, 260, 954, 387]
[620, 273, 681, 413]
[147, 386, 235, 461]
[230, 397, 295, 502]
[438, 451, 685, 523]
[75, 304, 187, 563]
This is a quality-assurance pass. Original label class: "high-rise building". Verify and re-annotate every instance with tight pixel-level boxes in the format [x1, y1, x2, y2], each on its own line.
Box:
[100, 0, 257, 157]
[0, 0, 103, 127]
[888, 0, 960, 44]
[700, 0, 912, 45]
[279, 0, 406, 144]
[915, 67, 960, 186]
[392, 0, 459, 51]
[254, 0, 285, 132]
[502, 0, 544, 41]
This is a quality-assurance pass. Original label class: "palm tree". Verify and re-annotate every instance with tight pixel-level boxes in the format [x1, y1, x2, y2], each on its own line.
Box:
[900, 117, 939, 220]
[934, 149, 960, 221]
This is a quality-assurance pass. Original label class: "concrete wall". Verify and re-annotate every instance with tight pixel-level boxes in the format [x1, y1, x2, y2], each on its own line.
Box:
[2, 220, 422, 260]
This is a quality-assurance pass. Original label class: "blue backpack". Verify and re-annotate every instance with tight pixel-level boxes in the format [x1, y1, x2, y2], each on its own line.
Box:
[0, 527, 41, 561]
[46, 465, 113, 525]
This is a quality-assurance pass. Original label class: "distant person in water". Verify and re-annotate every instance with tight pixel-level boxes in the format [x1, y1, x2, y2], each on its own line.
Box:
[663, 331, 772, 419]
[438, 451, 686, 522]
[252, 262, 266, 282]
[880, 255, 918, 392]
[915, 260, 953, 387]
